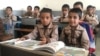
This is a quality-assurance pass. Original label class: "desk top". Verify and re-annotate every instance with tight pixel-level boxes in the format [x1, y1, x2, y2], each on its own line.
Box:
[14, 28, 33, 32]
[0, 43, 53, 56]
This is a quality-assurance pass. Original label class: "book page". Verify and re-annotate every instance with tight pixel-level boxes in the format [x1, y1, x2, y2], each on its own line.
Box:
[56, 46, 89, 56]
[14, 39, 41, 47]
[33, 41, 65, 53]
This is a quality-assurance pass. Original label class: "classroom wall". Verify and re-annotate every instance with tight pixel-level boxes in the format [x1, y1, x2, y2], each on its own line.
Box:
[40, 0, 100, 11]
[0, 0, 40, 10]
[0, 0, 100, 20]
[0, 0, 100, 10]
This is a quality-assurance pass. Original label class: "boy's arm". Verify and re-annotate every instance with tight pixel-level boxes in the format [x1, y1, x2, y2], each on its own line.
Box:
[21, 26, 38, 40]
[12, 15, 17, 21]
[91, 16, 99, 25]
[81, 28, 90, 50]
[60, 28, 65, 41]
[46, 25, 58, 43]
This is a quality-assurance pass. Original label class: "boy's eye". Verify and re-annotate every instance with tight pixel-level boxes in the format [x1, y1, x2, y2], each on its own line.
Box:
[68, 16, 71, 18]
[74, 16, 77, 19]
[46, 17, 49, 19]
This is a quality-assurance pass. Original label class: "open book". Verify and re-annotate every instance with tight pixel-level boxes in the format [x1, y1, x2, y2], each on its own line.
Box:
[0, 39, 65, 54]
[56, 46, 89, 56]
[0, 39, 41, 47]
[0, 39, 89, 56]
[32, 41, 65, 54]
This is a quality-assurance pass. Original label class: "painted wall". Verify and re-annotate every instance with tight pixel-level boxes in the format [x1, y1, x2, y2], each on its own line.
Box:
[0, 0, 40, 10]
[0, 0, 100, 20]
[40, 0, 100, 11]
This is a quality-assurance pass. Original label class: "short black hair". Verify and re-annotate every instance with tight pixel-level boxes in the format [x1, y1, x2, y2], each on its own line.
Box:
[27, 6, 32, 9]
[87, 5, 93, 10]
[6, 6, 13, 11]
[74, 1, 83, 8]
[40, 8, 52, 17]
[93, 6, 96, 9]
[62, 4, 70, 10]
[69, 8, 82, 19]
[34, 6, 40, 10]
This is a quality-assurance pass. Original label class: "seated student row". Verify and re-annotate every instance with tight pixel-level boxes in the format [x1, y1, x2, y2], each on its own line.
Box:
[1, 1, 98, 42]
[19, 8, 90, 51]
[0, 1, 97, 56]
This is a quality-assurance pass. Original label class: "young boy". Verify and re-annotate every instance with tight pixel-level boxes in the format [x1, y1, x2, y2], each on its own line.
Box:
[73, 1, 84, 20]
[73, 1, 83, 12]
[4, 6, 17, 35]
[20, 8, 58, 45]
[60, 8, 89, 50]
[59, 4, 70, 22]
[84, 5, 99, 28]
[33, 6, 40, 18]
[23, 6, 33, 18]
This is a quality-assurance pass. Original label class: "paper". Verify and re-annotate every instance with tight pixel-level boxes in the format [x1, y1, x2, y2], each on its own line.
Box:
[56, 46, 89, 56]
[15, 39, 41, 47]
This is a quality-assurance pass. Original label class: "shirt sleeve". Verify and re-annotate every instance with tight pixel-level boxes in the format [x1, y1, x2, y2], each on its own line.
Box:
[25, 26, 38, 39]
[93, 15, 99, 25]
[60, 28, 65, 41]
[49, 25, 58, 42]
[12, 15, 17, 21]
[81, 28, 90, 50]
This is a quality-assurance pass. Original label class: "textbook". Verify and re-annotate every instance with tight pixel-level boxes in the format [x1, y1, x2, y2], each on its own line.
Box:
[0, 39, 41, 47]
[56, 46, 89, 56]
[0, 39, 89, 56]
[32, 41, 65, 54]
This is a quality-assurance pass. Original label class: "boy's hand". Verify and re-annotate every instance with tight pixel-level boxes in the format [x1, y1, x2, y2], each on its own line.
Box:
[40, 35, 47, 45]
[18, 36, 28, 41]
[18, 37, 26, 41]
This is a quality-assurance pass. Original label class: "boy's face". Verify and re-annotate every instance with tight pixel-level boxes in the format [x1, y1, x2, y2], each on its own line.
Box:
[93, 8, 96, 14]
[5, 8, 12, 15]
[74, 5, 83, 11]
[40, 12, 52, 26]
[27, 7, 32, 12]
[62, 8, 69, 16]
[68, 12, 80, 26]
[34, 8, 39, 14]
[88, 8, 93, 15]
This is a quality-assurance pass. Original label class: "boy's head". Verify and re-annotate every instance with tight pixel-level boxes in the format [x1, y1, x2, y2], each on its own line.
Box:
[27, 6, 32, 12]
[62, 4, 70, 16]
[5, 6, 13, 15]
[93, 6, 96, 14]
[73, 1, 83, 11]
[68, 8, 82, 26]
[86, 5, 94, 15]
[40, 8, 52, 26]
[34, 6, 40, 14]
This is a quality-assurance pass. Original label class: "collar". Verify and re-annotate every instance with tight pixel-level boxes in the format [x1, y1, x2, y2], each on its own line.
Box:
[65, 24, 83, 30]
[37, 22, 54, 28]
[5, 13, 13, 17]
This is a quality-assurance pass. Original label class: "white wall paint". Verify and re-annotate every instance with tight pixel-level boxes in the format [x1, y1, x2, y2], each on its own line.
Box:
[0, 0, 100, 11]
[0, 0, 40, 10]
[40, 0, 100, 11]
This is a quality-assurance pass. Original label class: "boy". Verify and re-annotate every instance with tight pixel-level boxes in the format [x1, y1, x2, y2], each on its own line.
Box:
[84, 5, 99, 28]
[4, 6, 17, 35]
[73, 1, 84, 20]
[73, 1, 83, 12]
[33, 6, 40, 18]
[20, 8, 58, 45]
[60, 8, 89, 50]
[59, 4, 70, 22]
[23, 6, 33, 18]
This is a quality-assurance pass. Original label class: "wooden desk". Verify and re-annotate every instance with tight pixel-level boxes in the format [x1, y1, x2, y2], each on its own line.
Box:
[0, 43, 53, 56]
[14, 28, 33, 32]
